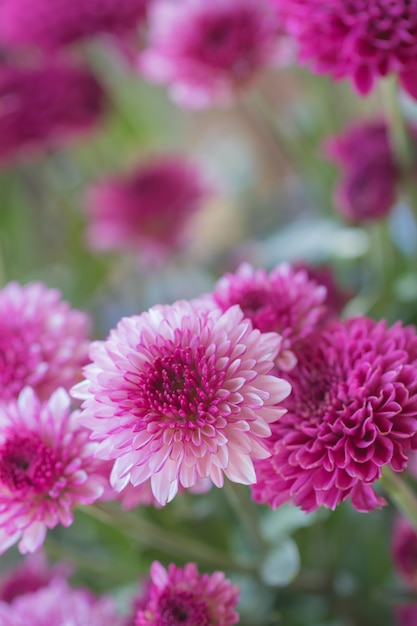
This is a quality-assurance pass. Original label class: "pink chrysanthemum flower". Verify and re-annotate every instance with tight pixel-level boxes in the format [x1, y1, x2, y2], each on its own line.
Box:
[274, 0, 417, 98]
[0, 0, 149, 51]
[72, 300, 291, 506]
[252, 316, 417, 513]
[139, 0, 284, 108]
[0, 63, 104, 162]
[0, 387, 105, 554]
[85, 156, 210, 260]
[135, 561, 240, 626]
[0, 578, 123, 626]
[324, 119, 402, 223]
[392, 517, 417, 590]
[209, 262, 327, 370]
[292, 261, 353, 318]
[0, 553, 72, 603]
[0, 281, 90, 401]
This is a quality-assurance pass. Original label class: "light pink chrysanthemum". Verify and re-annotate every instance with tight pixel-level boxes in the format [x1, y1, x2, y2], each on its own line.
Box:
[72, 300, 291, 506]
[0, 553, 72, 603]
[0, 0, 149, 51]
[209, 262, 327, 370]
[135, 561, 240, 626]
[0, 281, 90, 401]
[324, 119, 401, 223]
[0, 387, 105, 554]
[0, 63, 104, 162]
[0, 578, 123, 626]
[392, 517, 417, 590]
[252, 317, 417, 513]
[85, 156, 210, 260]
[139, 0, 284, 108]
[274, 0, 417, 98]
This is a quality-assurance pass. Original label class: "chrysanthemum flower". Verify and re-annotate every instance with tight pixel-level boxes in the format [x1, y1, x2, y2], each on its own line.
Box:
[0, 0, 149, 51]
[209, 262, 327, 370]
[139, 0, 284, 108]
[0, 578, 123, 626]
[396, 605, 417, 626]
[324, 120, 400, 223]
[252, 316, 417, 513]
[0, 63, 104, 162]
[0, 553, 72, 603]
[274, 0, 417, 98]
[85, 156, 210, 260]
[392, 517, 417, 589]
[292, 261, 353, 317]
[0, 387, 105, 554]
[72, 300, 291, 506]
[0, 281, 90, 401]
[135, 561, 240, 626]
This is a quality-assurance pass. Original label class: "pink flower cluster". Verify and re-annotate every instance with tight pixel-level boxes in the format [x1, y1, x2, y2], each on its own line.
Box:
[252, 317, 417, 513]
[0, 63, 105, 162]
[275, 0, 417, 98]
[85, 156, 210, 260]
[140, 0, 284, 107]
[135, 561, 239, 626]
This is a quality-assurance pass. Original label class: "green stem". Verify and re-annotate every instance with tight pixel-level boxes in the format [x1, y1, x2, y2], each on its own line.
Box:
[380, 466, 417, 531]
[223, 481, 268, 555]
[80, 502, 255, 574]
[381, 76, 414, 174]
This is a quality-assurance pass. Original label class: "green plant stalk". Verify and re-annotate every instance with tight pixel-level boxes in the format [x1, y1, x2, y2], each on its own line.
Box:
[223, 481, 268, 555]
[80, 502, 256, 574]
[381, 76, 414, 174]
[380, 466, 417, 531]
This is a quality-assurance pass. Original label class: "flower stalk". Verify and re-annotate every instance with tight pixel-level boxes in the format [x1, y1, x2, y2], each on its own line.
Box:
[380, 466, 417, 532]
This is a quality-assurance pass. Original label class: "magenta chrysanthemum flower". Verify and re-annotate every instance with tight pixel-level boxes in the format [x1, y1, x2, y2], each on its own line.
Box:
[0, 553, 72, 603]
[0, 0, 149, 51]
[292, 261, 353, 317]
[252, 317, 417, 513]
[275, 0, 417, 98]
[209, 262, 327, 370]
[135, 561, 240, 626]
[0, 387, 105, 554]
[0, 63, 104, 162]
[85, 156, 210, 260]
[324, 119, 401, 223]
[0, 578, 123, 626]
[72, 300, 291, 505]
[392, 517, 417, 589]
[139, 0, 284, 108]
[0, 281, 90, 401]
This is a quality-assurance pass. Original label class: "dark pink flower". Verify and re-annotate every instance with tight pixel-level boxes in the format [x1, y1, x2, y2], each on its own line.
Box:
[275, 0, 417, 98]
[85, 156, 210, 260]
[0, 63, 104, 162]
[72, 300, 291, 506]
[392, 517, 417, 589]
[209, 262, 327, 370]
[0, 387, 105, 554]
[292, 261, 353, 317]
[252, 317, 417, 513]
[0, 0, 149, 51]
[139, 0, 284, 108]
[0, 553, 72, 603]
[324, 120, 399, 223]
[0, 281, 90, 401]
[395, 604, 417, 626]
[135, 561, 239, 626]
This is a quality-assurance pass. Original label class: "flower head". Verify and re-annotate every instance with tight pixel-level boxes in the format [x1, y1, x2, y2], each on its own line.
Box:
[139, 0, 284, 108]
[275, 0, 417, 97]
[72, 300, 291, 505]
[135, 561, 239, 626]
[0, 281, 90, 401]
[0, 387, 105, 554]
[324, 120, 400, 223]
[0, 63, 104, 162]
[209, 262, 328, 370]
[252, 317, 417, 513]
[0, 553, 72, 603]
[0, 0, 149, 51]
[85, 156, 210, 260]
[392, 517, 417, 589]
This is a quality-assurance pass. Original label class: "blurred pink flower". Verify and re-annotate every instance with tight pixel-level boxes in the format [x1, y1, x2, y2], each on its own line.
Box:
[395, 604, 417, 626]
[0, 553, 72, 603]
[85, 156, 210, 260]
[135, 561, 239, 626]
[72, 300, 291, 505]
[392, 517, 417, 589]
[139, 0, 284, 108]
[0, 578, 123, 626]
[252, 317, 417, 513]
[292, 261, 353, 317]
[0, 281, 90, 401]
[324, 120, 399, 223]
[209, 262, 327, 370]
[0, 0, 149, 51]
[0, 63, 105, 162]
[274, 0, 417, 98]
[0, 387, 105, 554]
